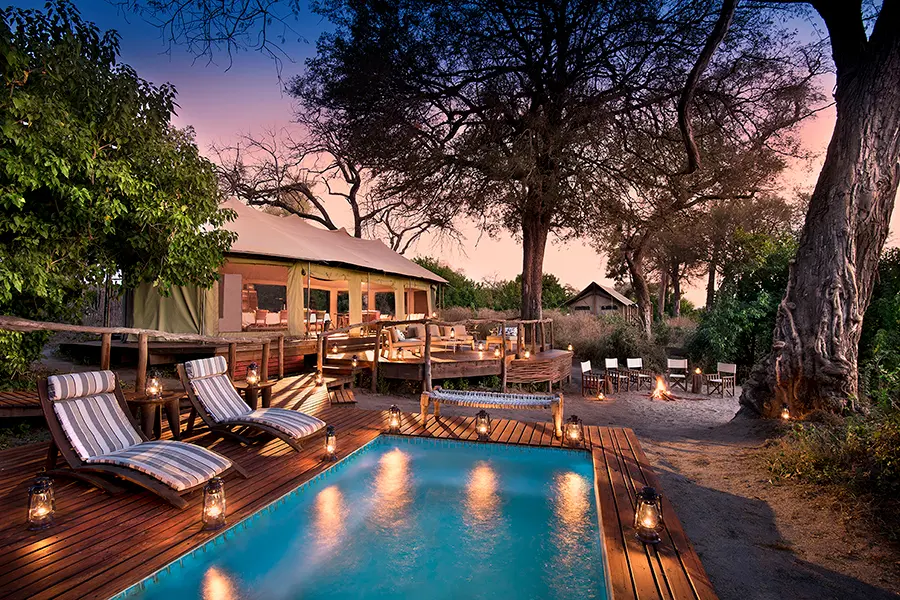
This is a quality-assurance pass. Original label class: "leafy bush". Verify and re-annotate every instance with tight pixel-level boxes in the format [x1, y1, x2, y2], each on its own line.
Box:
[0, 330, 50, 387]
[551, 310, 664, 370]
[859, 249, 900, 410]
[767, 409, 900, 540]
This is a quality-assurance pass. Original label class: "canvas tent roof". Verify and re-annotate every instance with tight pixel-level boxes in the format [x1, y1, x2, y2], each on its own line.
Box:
[564, 281, 635, 307]
[221, 198, 447, 284]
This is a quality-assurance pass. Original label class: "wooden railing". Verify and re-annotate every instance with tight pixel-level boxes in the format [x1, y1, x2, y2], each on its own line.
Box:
[313, 316, 555, 393]
[0, 316, 286, 391]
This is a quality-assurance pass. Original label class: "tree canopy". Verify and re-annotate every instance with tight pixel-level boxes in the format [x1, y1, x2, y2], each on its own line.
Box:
[0, 0, 235, 325]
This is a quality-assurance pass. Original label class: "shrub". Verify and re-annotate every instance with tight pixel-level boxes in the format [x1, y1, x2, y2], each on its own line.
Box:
[767, 409, 900, 540]
[550, 310, 664, 370]
[0, 331, 50, 388]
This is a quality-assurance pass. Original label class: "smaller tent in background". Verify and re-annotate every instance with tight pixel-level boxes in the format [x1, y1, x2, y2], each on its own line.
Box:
[563, 282, 637, 322]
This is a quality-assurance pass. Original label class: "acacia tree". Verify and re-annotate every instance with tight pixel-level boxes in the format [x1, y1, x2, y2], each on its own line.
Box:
[681, 1, 900, 416]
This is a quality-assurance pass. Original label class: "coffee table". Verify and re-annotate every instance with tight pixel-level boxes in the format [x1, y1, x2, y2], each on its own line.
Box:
[124, 391, 183, 440]
[232, 380, 276, 410]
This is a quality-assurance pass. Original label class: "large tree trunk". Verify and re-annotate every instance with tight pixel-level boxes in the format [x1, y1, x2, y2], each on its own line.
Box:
[671, 262, 682, 318]
[624, 246, 653, 338]
[656, 268, 668, 322]
[521, 211, 549, 320]
[740, 28, 900, 417]
[706, 244, 719, 308]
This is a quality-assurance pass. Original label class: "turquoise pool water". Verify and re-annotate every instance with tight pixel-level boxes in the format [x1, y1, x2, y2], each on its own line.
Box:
[118, 437, 607, 600]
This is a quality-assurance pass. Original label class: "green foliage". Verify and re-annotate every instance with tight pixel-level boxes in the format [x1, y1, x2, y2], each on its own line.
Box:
[0, 330, 49, 384]
[767, 410, 900, 540]
[553, 311, 665, 371]
[859, 249, 900, 409]
[0, 2, 235, 381]
[687, 235, 796, 375]
[415, 256, 576, 311]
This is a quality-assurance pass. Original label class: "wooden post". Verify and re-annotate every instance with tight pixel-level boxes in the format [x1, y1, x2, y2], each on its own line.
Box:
[539, 321, 546, 352]
[500, 321, 508, 392]
[261, 341, 270, 382]
[278, 335, 285, 379]
[531, 323, 537, 355]
[316, 334, 325, 379]
[516, 322, 524, 359]
[549, 319, 554, 349]
[424, 322, 433, 392]
[135, 333, 148, 393]
[100, 333, 111, 370]
[372, 321, 383, 392]
[228, 343, 236, 379]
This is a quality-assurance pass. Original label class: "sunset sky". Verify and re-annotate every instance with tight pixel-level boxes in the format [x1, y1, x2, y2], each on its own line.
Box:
[24, 2, 894, 304]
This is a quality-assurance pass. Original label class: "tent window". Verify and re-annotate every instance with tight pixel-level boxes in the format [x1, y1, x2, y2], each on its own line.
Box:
[375, 292, 395, 316]
[337, 291, 349, 312]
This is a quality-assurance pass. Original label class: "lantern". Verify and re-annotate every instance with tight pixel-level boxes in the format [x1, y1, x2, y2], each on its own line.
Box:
[27, 475, 54, 530]
[567, 344, 573, 352]
[324, 425, 337, 460]
[597, 391, 605, 401]
[633, 486, 664, 544]
[475, 410, 491, 441]
[331, 344, 339, 354]
[781, 403, 791, 420]
[388, 405, 401, 432]
[431, 311, 437, 318]
[477, 341, 485, 352]
[202, 477, 226, 530]
[524, 349, 531, 359]
[565, 415, 583, 445]
[246, 362, 259, 386]
[315, 371, 324, 386]
[694, 367, 702, 375]
[146, 372, 162, 399]
[450, 328, 456, 339]
[351, 355, 359, 369]
[493, 347, 502, 358]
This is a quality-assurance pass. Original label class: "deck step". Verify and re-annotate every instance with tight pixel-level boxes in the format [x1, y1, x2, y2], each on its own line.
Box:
[329, 388, 356, 404]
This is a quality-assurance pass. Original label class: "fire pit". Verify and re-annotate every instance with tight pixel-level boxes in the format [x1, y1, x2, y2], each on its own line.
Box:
[649, 376, 679, 401]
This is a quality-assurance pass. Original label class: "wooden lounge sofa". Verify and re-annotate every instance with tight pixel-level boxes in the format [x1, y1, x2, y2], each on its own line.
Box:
[179, 356, 327, 452]
[420, 387, 564, 438]
[39, 370, 245, 509]
[381, 326, 425, 359]
[440, 324, 477, 351]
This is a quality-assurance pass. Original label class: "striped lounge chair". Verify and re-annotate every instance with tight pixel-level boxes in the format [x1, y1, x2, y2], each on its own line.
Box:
[178, 357, 326, 453]
[39, 371, 245, 509]
[420, 387, 564, 438]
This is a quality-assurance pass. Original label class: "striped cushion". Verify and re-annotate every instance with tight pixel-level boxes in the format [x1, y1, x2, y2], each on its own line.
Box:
[190, 374, 250, 422]
[184, 356, 228, 379]
[226, 408, 325, 439]
[47, 371, 117, 401]
[431, 388, 557, 409]
[86, 441, 231, 491]
[53, 393, 142, 460]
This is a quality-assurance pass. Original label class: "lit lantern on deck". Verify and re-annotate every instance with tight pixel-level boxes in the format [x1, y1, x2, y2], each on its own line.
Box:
[145, 372, 162, 399]
[565, 415, 584, 446]
[324, 425, 337, 460]
[450, 328, 456, 339]
[201, 477, 226, 530]
[597, 391, 605, 401]
[475, 410, 492, 441]
[315, 371, 324, 386]
[351, 355, 359, 369]
[524, 349, 531, 359]
[27, 475, 55, 530]
[493, 347, 502, 358]
[477, 341, 485, 352]
[388, 405, 401, 433]
[567, 344, 573, 352]
[246, 362, 259, 386]
[633, 486, 664, 544]
[431, 311, 437, 318]
[331, 344, 339, 354]
[781, 403, 791, 420]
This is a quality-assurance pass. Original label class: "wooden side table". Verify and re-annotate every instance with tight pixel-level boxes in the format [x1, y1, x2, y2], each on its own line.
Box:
[691, 372, 703, 394]
[233, 380, 276, 410]
[124, 391, 183, 440]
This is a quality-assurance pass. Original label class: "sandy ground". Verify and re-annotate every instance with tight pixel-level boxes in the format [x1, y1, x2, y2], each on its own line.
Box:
[357, 374, 900, 600]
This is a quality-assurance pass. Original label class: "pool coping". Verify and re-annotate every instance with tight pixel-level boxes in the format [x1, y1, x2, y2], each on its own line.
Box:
[110, 435, 608, 600]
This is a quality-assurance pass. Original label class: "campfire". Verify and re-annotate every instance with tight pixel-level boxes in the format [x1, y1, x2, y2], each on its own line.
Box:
[649, 376, 678, 401]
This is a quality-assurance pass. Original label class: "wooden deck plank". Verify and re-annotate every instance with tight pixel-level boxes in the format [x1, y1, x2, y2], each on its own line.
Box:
[0, 383, 715, 600]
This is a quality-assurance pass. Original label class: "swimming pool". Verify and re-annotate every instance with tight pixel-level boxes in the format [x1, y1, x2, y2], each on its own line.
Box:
[115, 436, 608, 600]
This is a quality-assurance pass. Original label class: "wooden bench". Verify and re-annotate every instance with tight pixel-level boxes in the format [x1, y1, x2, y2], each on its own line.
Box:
[420, 387, 563, 438]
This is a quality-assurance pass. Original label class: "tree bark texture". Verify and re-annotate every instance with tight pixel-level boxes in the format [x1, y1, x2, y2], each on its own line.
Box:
[521, 210, 549, 321]
[706, 245, 718, 309]
[656, 268, 668, 322]
[671, 262, 682, 318]
[740, 22, 900, 417]
[624, 246, 653, 338]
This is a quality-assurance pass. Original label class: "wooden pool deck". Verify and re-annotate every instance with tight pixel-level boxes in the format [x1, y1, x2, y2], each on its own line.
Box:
[0, 380, 715, 600]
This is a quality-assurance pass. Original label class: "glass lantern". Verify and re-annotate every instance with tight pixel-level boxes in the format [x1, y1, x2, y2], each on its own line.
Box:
[781, 403, 791, 420]
[351, 355, 359, 369]
[475, 410, 491, 441]
[202, 477, 226, 530]
[324, 425, 337, 460]
[315, 371, 324, 386]
[565, 415, 583, 445]
[431, 311, 437, 318]
[477, 341, 485, 352]
[450, 328, 456, 339]
[27, 475, 55, 530]
[246, 362, 259, 386]
[523, 349, 531, 359]
[145, 372, 162, 399]
[633, 486, 664, 544]
[331, 344, 339, 354]
[493, 347, 502, 358]
[694, 367, 702, 375]
[388, 405, 401, 433]
[597, 391, 605, 401]
[567, 344, 574, 352]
